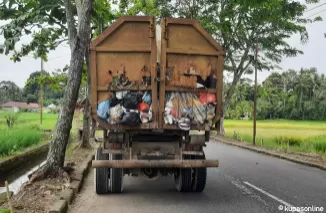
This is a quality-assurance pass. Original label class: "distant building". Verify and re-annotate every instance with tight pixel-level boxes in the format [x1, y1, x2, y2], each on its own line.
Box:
[0, 101, 39, 112]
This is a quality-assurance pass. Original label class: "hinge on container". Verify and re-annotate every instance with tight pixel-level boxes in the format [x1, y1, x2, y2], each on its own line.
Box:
[164, 19, 169, 40]
[149, 17, 155, 38]
[164, 27, 169, 40]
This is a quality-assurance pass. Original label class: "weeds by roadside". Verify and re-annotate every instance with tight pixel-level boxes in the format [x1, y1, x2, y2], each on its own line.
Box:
[0, 208, 10, 213]
[228, 131, 326, 155]
[0, 128, 42, 156]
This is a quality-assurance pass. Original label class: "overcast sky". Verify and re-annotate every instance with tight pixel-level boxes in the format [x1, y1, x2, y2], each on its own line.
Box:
[0, 2, 325, 88]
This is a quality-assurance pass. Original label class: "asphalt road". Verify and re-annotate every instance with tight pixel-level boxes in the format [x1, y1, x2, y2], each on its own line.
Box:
[68, 141, 326, 213]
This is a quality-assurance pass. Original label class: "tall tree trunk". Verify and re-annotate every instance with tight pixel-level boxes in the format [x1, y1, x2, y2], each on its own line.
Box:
[30, 0, 93, 179]
[300, 87, 303, 119]
[80, 46, 91, 148]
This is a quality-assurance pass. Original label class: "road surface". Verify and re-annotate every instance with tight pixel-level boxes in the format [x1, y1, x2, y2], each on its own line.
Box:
[68, 141, 326, 213]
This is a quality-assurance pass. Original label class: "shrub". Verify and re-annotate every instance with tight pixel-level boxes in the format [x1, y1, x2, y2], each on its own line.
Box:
[0, 209, 11, 213]
[273, 136, 303, 147]
[4, 113, 19, 128]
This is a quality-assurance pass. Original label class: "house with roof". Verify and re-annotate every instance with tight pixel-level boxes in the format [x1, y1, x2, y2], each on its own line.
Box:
[0, 101, 39, 112]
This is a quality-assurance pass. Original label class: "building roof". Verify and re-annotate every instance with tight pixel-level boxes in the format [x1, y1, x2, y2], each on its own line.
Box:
[0, 101, 39, 109]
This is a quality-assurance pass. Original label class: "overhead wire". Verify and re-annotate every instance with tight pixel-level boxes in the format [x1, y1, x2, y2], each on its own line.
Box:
[304, 2, 326, 13]
[306, 8, 326, 18]
[47, 54, 70, 61]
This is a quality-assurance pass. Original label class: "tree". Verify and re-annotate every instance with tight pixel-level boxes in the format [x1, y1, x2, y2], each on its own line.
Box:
[23, 70, 65, 107]
[155, 0, 321, 133]
[25, 70, 67, 124]
[1, 0, 95, 180]
[228, 67, 326, 121]
[0, 81, 23, 101]
[27, 0, 94, 179]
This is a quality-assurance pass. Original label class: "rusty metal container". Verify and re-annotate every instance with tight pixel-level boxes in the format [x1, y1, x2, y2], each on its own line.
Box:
[90, 16, 224, 132]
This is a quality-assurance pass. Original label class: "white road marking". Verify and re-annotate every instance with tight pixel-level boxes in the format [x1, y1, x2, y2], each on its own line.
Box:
[221, 173, 269, 206]
[243, 181, 304, 213]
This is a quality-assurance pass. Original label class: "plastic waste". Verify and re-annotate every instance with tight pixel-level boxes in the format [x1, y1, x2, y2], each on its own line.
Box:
[142, 91, 152, 105]
[139, 104, 152, 123]
[97, 100, 110, 120]
[138, 101, 150, 112]
[164, 114, 173, 124]
[199, 92, 216, 104]
[109, 104, 124, 123]
[163, 92, 217, 126]
[116, 91, 128, 100]
[122, 92, 142, 109]
[109, 93, 119, 107]
[121, 112, 141, 125]
[178, 117, 191, 131]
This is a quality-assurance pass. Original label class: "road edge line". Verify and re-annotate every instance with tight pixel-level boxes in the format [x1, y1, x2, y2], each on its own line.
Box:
[212, 136, 326, 171]
[243, 181, 304, 213]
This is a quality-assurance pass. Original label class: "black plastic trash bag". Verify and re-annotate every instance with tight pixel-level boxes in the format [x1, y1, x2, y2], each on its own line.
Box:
[121, 112, 141, 125]
[122, 92, 142, 109]
[109, 93, 119, 107]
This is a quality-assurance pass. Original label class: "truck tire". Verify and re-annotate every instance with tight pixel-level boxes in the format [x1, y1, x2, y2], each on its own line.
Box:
[94, 147, 110, 194]
[174, 155, 192, 192]
[174, 168, 192, 192]
[109, 154, 124, 193]
[191, 154, 207, 192]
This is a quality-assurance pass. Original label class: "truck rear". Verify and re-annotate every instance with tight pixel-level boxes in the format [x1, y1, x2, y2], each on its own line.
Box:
[90, 16, 225, 194]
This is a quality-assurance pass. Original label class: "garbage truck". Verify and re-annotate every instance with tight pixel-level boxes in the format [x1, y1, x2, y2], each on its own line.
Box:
[90, 16, 225, 194]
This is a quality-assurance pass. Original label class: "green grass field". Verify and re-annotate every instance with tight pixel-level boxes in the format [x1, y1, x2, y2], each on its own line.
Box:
[0, 112, 80, 157]
[0, 112, 59, 130]
[224, 119, 326, 154]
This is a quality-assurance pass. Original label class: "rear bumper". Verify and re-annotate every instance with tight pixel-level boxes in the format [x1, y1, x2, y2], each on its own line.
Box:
[92, 160, 219, 168]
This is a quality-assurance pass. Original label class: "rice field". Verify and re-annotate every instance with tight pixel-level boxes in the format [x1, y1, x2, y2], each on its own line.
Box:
[0, 112, 80, 157]
[224, 119, 326, 154]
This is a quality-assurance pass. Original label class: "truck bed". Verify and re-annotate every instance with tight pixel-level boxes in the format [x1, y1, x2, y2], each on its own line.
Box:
[90, 16, 225, 131]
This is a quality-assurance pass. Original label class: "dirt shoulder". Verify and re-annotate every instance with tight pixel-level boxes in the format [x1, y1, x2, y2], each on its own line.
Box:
[0, 140, 96, 213]
[212, 134, 326, 170]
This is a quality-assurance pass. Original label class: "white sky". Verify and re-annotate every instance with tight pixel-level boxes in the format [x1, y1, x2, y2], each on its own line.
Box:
[0, 2, 325, 88]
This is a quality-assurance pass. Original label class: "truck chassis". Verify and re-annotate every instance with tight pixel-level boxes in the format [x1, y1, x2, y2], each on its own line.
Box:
[93, 130, 219, 194]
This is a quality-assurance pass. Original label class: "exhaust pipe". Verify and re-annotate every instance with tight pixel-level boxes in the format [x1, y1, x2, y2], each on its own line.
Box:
[141, 168, 159, 180]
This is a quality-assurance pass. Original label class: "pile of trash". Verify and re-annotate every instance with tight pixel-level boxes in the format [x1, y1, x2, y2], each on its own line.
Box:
[97, 91, 152, 125]
[164, 92, 216, 130]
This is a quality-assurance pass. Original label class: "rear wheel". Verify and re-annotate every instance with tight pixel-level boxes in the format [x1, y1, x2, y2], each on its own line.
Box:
[109, 154, 124, 193]
[191, 154, 207, 192]
[174, 168, 192, 192]
[94, 147, 109, 194]
[174, 155, 192, 192]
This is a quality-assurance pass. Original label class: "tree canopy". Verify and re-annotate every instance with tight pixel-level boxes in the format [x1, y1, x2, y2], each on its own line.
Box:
[226, 67, 326, 121]
[0, 80, 23, 101]
[24, 70, 67, 105]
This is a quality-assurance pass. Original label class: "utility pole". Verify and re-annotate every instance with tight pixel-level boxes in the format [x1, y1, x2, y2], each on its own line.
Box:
[40, 58, 44, 125]
[253, 40, 258, 145]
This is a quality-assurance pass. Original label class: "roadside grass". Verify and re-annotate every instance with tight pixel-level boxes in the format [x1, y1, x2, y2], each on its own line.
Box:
[0, 112, 81, 158]
[224, 119, 326, 155]
[0, 112, 58, 130]
[0, 128, 42, 157]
